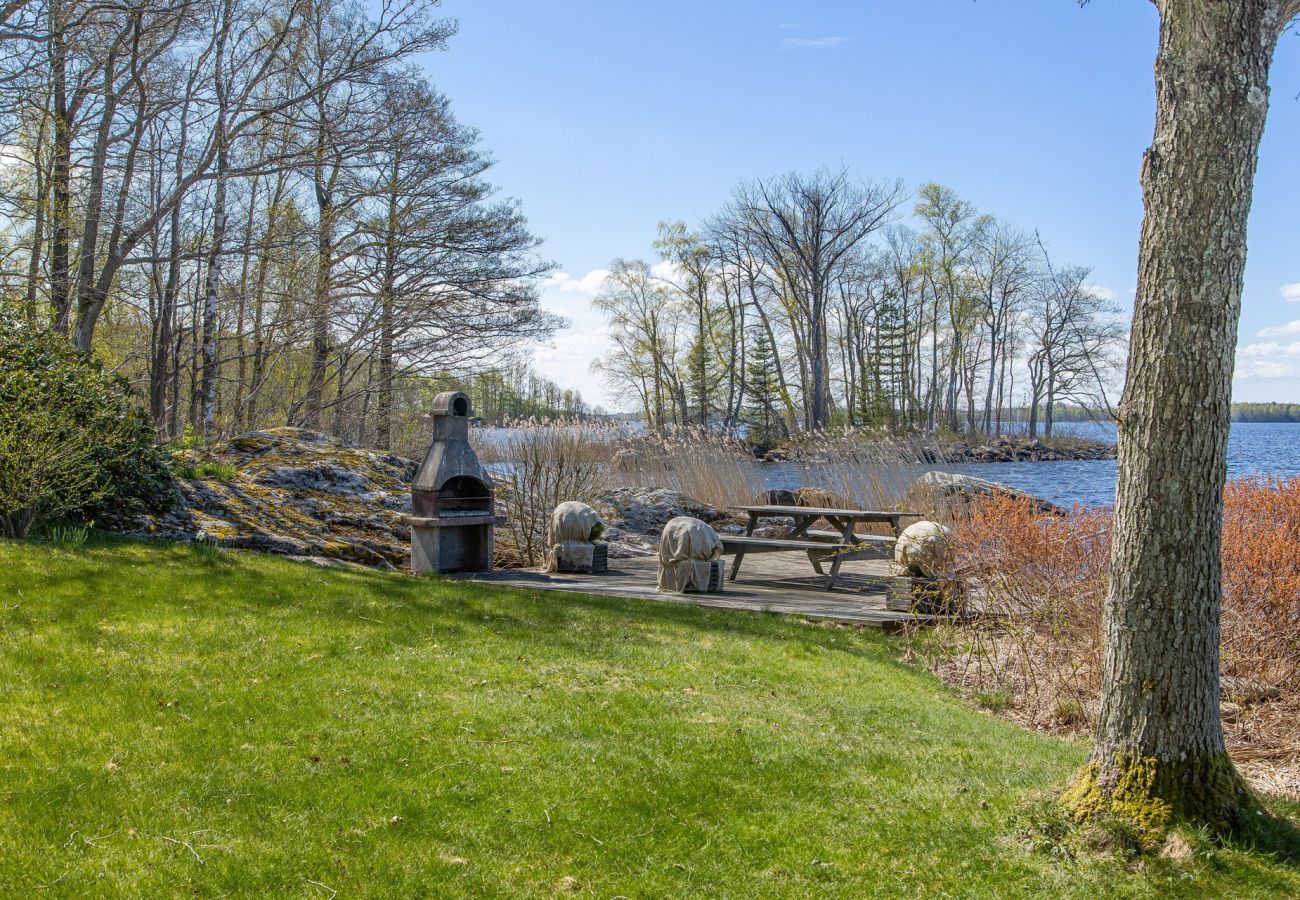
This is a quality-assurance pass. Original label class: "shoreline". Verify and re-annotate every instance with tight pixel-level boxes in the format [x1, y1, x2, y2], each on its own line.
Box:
[760, 435, 1117, 465]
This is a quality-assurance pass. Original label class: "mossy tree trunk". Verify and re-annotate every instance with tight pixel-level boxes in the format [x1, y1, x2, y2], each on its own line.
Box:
[1074, 0, 1297, 837]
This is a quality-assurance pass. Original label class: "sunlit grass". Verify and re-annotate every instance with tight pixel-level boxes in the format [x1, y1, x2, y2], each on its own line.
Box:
[2, 535, 1298, 897]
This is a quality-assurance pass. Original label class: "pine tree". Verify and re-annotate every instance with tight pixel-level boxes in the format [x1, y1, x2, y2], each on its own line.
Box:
[743, 329, 782, 450]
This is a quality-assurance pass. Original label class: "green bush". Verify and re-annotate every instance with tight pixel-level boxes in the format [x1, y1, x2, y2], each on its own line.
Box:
[0, 317, 175, 538]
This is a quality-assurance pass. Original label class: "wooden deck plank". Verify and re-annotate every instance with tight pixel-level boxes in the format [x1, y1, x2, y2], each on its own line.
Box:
[455, 552, 930, 630]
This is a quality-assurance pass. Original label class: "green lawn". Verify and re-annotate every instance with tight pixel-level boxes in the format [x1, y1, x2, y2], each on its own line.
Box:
[1, 537, 1297, 898]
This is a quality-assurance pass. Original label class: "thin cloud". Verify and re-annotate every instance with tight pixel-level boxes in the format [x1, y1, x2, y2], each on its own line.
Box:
[783, 35, 850, 48]
[1240, 341, 1300, 358]
[1257, 319, 1300, 338]
[1281, 282, 1300, 302]
[543, 268, 609, 296]
[1236, 359, 1300, 380]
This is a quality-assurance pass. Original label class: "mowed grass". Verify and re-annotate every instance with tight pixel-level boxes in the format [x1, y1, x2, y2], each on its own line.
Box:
[1, 537, 1297, 898]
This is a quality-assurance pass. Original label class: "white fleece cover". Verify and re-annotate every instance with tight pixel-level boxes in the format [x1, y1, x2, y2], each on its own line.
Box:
[543, 501, 605, 573]
[657, 516, 723, 593]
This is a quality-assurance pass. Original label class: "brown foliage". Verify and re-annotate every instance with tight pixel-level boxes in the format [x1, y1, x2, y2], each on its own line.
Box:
[928, 478, 1300, 796]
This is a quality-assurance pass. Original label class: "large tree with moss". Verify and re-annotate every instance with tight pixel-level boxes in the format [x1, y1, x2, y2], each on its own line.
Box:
[1064, 0, 1300, 838]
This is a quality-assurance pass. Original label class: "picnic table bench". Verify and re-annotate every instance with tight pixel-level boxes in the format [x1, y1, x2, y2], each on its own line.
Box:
[721, 504, 920, 591]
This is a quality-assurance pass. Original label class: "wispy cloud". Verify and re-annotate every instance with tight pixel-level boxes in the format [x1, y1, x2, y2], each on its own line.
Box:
[1241, 341, 1300, 358]
[1236, 359, 1300, 380]
[1257, 319, 1300, 338]
[543, 268, 609, 296]
[1085, 284, 1117, 302]
[1281, 282, 1300, 303]
[1235, 332, 1300, 380]
[783, 35, 850, 48]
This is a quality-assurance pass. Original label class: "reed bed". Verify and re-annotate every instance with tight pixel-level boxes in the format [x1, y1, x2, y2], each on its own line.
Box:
[473, 421, 939, 565]
[922, 477, 1300, 797]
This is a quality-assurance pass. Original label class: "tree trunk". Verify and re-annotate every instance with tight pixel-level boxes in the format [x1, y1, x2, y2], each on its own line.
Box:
[200, 136, 227, 437]
[1064, 0, 1282, 838]
[149, 203, 183, 429]
[48, 0, 72, 333]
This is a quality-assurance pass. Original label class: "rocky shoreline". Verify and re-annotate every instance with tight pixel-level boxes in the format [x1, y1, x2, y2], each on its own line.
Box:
[759, 436, 1115, 465]
[941, 436, 1116, 464]
[104, 427, 1071, 570]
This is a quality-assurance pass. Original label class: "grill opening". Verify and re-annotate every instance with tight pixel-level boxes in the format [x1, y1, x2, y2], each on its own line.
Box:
[436, 475, 491, 515]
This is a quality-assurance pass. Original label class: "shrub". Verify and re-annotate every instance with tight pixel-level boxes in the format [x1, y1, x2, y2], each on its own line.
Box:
[0, 319, 175, 538]
[928, 479, 1300, 787]
[483, 422, 609, 567]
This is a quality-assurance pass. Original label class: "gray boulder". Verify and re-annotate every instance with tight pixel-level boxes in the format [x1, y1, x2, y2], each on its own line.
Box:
[594, 487, 722, 536]
[906, 471, 1063, 515]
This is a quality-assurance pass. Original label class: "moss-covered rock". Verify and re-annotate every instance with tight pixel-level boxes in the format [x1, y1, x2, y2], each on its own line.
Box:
[103, 427, 416, 568]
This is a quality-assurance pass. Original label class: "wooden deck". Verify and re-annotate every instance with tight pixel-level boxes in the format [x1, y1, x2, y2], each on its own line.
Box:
[456, 551, 930, 629]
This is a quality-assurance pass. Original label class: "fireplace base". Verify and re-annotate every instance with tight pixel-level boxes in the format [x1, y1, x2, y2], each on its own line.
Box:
[406, 514, 505, 574]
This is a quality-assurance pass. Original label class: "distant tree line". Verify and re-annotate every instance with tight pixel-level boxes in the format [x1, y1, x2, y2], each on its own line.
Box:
[1038, 402, 1300, 425]
[593, 170, 1126, 442]
[438, 365, 594, 425]
[1230, 402, 1300, 423]
[0, 0, 558, 449]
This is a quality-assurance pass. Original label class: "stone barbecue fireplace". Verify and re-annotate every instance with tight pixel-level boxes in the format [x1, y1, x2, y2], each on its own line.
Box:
[406, 391, 503, 573]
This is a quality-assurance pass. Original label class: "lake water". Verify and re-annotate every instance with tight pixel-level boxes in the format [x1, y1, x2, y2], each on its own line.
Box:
[767, 422, 1300, 509]
[478, 420, 1300, 510]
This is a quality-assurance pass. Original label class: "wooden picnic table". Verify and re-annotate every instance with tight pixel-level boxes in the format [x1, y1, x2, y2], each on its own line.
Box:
[722, 504, 921, 591]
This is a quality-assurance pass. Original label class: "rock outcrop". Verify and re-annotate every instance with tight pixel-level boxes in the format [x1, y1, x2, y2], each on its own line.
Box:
[942, 437, 1115, 463]
[592, 487, 724, 558]
[106, 428, 416, 567]
[905, 471, 1063, 516]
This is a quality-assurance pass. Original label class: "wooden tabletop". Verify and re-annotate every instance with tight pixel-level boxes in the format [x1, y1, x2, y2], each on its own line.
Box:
[728, 505, 919, 518]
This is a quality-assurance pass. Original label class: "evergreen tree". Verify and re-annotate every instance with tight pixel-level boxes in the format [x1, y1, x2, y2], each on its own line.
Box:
[743, 329, 783, 449]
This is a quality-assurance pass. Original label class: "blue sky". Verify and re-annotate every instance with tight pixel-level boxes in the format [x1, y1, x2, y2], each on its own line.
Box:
[426, 1, 1300, 406]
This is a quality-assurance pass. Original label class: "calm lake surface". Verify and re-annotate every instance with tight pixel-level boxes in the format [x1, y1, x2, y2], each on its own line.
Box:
[764, 422, 1300, 509]
[479, 421, 1300, 510]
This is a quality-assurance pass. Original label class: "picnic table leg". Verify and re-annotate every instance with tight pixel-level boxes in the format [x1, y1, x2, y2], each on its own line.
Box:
[807, 550, 825, 575]
[728, 550, 746, 581]
[824, 552, 845, 591]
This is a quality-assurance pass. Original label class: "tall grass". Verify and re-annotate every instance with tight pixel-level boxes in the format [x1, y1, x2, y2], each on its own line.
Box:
[786, 429, 943, 520]
[602, 427, 765, 509]
[474, 421, 940, 566]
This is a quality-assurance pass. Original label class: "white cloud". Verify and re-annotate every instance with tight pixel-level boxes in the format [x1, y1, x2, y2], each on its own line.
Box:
[1085, 284, 1117, 302]
[1257, 319, 1300, 338]
[783, 35, 850, 48]
[543, 268, 609, 297]
[1236, 359, 1300, 380]
[1280, 282, 1300, 303]
[530, 268, 617, 406]
[1241, 341, 1300, 358]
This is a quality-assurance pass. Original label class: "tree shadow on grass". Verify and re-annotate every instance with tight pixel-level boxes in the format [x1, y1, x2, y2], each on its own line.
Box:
[1233, 800, 1300, 867]
[26, 533, 917, 677]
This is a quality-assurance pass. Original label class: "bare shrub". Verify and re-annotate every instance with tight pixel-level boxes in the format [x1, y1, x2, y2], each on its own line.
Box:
[923, 478, 1300, 795]
[479, 421, 610, 567]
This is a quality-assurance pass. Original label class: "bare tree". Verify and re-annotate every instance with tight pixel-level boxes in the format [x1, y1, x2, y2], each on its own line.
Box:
[729, 169, 907, 429]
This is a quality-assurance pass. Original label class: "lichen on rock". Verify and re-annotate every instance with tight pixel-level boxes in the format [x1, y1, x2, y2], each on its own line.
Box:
[104, 427, 417, 568]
